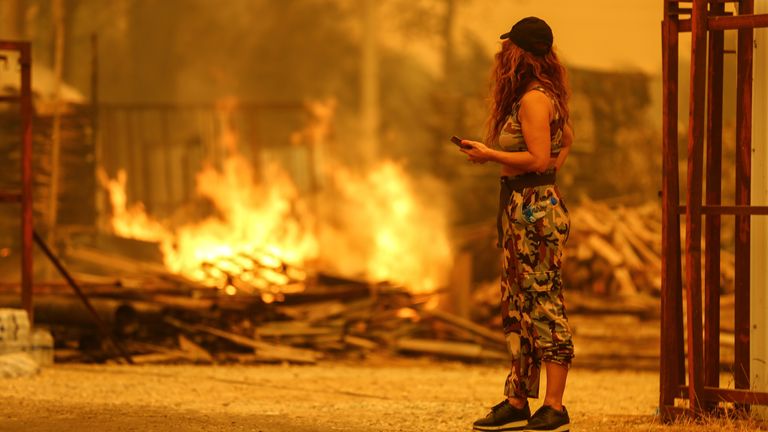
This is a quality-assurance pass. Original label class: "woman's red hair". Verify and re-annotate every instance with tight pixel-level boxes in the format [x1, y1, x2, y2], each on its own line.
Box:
[486, 40, 570, 146]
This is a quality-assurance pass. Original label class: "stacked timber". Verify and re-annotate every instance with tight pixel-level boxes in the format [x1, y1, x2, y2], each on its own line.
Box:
[563, 200, 663, 297]
[0, 106, 96, 248]
[469, 198, 738, 326]
[562, 199, 735, 297]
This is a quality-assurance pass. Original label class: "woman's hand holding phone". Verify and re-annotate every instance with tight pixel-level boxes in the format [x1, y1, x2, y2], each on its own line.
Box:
[452, 136, 492, 164]
[450, 135, 473, 150]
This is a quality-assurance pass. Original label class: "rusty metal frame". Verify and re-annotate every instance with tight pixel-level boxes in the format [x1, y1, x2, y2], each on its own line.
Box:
[0, 41, 34, 323]
[0, 40, 134, 363]
[660, 0, 768, 419]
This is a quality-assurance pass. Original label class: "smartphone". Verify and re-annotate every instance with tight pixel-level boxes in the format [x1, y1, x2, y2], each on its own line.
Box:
[451, 136, 473, 150]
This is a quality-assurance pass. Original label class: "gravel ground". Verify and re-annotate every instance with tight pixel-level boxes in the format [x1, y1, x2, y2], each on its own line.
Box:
[0, 360, 645, 432]
[0, 313, 763, 431]
[0, 357, 762, 432]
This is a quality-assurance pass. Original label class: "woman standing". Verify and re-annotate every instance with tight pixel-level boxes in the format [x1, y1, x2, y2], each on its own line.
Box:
[460, 17, 574, 432]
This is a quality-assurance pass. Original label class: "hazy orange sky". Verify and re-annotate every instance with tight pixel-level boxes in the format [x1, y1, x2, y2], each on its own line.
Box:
[463, 0, 669, 74]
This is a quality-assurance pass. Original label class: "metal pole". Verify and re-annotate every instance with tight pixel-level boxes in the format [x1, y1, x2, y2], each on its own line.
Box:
[33, 230, 133, 364]
[19, 43, 33, 323]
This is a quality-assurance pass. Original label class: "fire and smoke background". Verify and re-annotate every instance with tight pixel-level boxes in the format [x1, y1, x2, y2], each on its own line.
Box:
[0, 0, 741, 302]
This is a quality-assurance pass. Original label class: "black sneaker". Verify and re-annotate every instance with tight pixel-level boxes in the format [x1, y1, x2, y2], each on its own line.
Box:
[472, 400, 531, 431]
[524, 405, 570, 432]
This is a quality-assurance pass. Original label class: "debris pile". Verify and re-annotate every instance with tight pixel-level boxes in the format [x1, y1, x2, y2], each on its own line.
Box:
[0, 232, 509, 364]
[3, 200, 722, 365]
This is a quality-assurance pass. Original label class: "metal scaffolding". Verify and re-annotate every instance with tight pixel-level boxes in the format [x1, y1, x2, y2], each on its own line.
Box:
[0, 41, 34, 323]
[661, 0, 768, 418]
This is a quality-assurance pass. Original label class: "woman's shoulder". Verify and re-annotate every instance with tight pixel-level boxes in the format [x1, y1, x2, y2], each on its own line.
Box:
[518, 89, 552, 113]
[520, 85, 551, 101]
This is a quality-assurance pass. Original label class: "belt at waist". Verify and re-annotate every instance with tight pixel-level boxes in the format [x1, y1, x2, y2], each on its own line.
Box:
[500, 171, 556, 191]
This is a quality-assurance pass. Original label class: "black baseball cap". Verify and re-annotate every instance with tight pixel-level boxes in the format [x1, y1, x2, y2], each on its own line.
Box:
[500, 17, 553, 56]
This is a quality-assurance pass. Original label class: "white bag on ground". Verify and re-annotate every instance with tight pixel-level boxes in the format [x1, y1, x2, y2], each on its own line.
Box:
[0, 352, 40, 378]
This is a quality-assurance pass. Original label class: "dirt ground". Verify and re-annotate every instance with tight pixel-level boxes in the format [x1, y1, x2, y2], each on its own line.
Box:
[0, 314, 764, 432]
[0, 361, 652, 432]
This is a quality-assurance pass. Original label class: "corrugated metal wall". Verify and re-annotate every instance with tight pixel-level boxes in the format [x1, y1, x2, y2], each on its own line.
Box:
[97, 102, 307, 217]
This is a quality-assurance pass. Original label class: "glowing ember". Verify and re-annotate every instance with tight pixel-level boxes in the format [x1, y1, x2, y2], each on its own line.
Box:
[161, 158, 317, 285]
[396, 307, 420, 320]
[101, 155, 316, 294]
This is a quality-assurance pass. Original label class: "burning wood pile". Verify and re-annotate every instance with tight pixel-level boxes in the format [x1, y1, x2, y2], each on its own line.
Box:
[6, 198, 724, 365]
[2, 238, 508, 365]
[2, 198, 693, 365]
[30, 102, 473, 364]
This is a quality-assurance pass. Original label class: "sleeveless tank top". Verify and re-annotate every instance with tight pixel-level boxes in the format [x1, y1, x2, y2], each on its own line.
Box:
[497, 86, 565, 155]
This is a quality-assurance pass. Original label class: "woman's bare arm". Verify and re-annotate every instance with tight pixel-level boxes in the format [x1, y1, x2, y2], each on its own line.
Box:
[460, 91, 552, 173]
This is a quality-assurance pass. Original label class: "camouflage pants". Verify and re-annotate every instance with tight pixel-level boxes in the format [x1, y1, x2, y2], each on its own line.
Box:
[499, 183, 574, 399]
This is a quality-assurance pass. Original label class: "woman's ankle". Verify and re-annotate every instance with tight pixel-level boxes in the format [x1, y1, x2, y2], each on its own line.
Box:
[507, 397, 527, 409]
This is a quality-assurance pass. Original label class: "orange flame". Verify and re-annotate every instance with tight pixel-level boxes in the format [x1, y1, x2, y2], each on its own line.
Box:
[319, 161, 453, 293]
[101, 99, 453, 296]
[101, 155, 316, 297]
[162, 157, 317, 287]
[98, 169, 170, 242]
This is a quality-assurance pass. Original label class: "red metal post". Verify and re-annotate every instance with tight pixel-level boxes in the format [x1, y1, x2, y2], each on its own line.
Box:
[684, 0, 708, 411]
[704, 0, 725, 397]
[19, 43, 34, 324]
[734, 0, 754, 392]
[660, 0, 768, 413]
[660, 4, 686, 413]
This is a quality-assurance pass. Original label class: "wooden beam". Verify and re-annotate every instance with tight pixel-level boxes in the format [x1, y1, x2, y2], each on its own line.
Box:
[679, 14, 768, 32]
[395, 338, 507, 361]
[704, 0, 725, 395]
[660, 11, 686, 412]
[677, 205, 768, 215]
[710, 13, 768, 30]
[678, 385, 768, 405]
[420, 308, 506, 345]
[164, 317, 321, 364]
[734, 0, 754, 392]
[702, 387, 768, 405]
[0, 192, 21, 203]
[684, 0, 709, 411]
